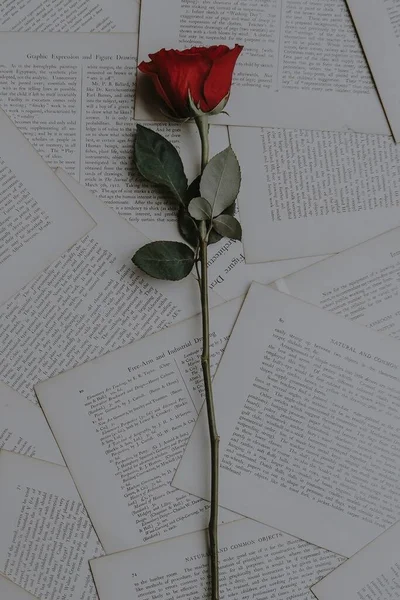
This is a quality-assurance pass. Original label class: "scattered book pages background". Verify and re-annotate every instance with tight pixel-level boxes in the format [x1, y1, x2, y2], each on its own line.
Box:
[312, 518, 400, 599]
[1, 0, 400, 599]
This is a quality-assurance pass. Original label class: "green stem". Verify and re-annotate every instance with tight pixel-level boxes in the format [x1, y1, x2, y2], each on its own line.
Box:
[195, 116, 210, 173]
[195, 116, 220, 600]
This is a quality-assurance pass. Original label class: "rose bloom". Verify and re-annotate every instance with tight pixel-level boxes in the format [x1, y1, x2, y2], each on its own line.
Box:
[138, 44, 243, 119]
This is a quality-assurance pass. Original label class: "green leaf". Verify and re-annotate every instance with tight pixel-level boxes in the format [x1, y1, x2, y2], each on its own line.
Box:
[200, 147, 241, 217]
[212, 215, 242, 240]
[207, 201, 236, 245]
[132, 241, 195, 281]
[135, 125, 188, 205]
[178, 207, 199, 248]
[184, 175, 201, 207]
[188, 197, 212, 221]
[207, 229, 223, 245]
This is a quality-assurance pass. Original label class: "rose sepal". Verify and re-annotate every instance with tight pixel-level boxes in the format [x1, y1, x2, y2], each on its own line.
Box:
[188, 90, 230, 118]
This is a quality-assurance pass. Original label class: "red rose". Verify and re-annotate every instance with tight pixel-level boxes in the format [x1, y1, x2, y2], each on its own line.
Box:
[138, 45, 243, 119]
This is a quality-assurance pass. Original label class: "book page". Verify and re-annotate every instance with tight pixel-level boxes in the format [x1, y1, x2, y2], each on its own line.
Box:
[0, 0, 139, 32]
[312, 519, 400, 599]
[275, 226, 400, 340]
[136, 0, 389, 132]
[205, 183, 329, 297]
[0, 32, 228, 241]
[0, 33, 322, 299]
[205, 228, 329, 299]
[0, 451, 103, 600]
[345, 0, 400, 142]
[91, 519, 345, 600]
[61, 168, 289, 309]
[0, 170, 207, 404]
[174, 283, 400, 557]
[0, 381, 63, 464]
[36, 298, 243, 554]
[0, 575, 38, 600]
[230, 126, 400, 261]
[0, 108, 94, 306]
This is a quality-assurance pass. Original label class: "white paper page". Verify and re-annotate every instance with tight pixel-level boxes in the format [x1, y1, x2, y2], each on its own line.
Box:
[0, 33, 229, 241]
[230, 126, 400, 262]
[136, 0, 389, 132]
[60, 166, 270, 313]
[0, 451, 103, 600]
[275, 226, 400, 341]
[0, 108, 94, 306]
[0, 0, 139, 32]
[312, 519, 400, 600]
[0, 33, 311, 299]
[91, 519, 344, 600]
[345, 0, 400, 142]
[174, 283, 400, 557]
[0, 575, 38, 600]
[0, 170, 207, 404]
[0, 381, 63, 464]
[206, 229, 329, 300]
[36, 298, 242, 554]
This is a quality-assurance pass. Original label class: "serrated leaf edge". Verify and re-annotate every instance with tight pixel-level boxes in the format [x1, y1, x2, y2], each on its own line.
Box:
[200, 146, 241, 218]
[135, 125, 188, 205]
[188, 197, 212, 221]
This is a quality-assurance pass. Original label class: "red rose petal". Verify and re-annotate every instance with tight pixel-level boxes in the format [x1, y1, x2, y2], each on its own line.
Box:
[199, 45, 230, 60]
[174, 47, 210, 56]
[149, 49, 213, 115]
[138, 60, 178, 115]
[171, 46, 228, 58]
[138, 59, 158, 74]
[203, 44, 243, 110]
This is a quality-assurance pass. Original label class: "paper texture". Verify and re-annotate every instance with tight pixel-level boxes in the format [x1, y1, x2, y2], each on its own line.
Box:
[36, 298, 243, 554]
[174, 283, 400, 557]
[312, 519, 400, 599]
[0, 108, 94, 306]
[0, 0, 139, 32]
[0, 575, 38, 600]
[0, 32, 328, 299]
[0, 170, 206, 403]
[0, 381, 63, 464]
[0, 33, 224, 240]
[275, 226, 400, 340]
[206, 231, 329, 300]
[91, 519, 344, 600]
[136, 0, 388, 132]
[230, 126, 400, 262]
[345, 0, 400, 141]
[0, 451, 103, 600]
